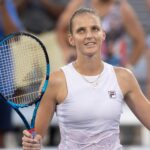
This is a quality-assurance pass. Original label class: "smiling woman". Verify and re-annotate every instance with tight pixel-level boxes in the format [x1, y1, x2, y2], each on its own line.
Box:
[68, 9, 105, 62]
[22, 8, 150, 150]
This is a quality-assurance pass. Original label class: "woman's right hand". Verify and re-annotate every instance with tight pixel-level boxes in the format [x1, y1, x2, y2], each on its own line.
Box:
[22, 130, 42, 150]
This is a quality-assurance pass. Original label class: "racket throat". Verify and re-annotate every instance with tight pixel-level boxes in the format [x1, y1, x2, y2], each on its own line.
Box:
[13, 107, 31, 129]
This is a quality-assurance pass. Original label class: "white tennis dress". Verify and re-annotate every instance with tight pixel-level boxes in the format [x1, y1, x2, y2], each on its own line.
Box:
[56, 62, 124, 150]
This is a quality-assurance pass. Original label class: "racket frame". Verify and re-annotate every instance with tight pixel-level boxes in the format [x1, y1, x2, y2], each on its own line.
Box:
[0, 32, 50, 130]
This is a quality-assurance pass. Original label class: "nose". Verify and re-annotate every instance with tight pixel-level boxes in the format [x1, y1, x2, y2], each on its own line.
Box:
[85, 30, 93, 39]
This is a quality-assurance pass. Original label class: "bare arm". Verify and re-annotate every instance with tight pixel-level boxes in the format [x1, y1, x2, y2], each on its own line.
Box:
[0, 1, 20, 34]
[35, 69, 67, 137]
[56, 0, 84, 61]
[121, 0, 145, 66]
[40, 0, 66, 18]
[116, 67, 150, 130]
[13, 0, 27, 8]
[146, 48, 150, 99]
[13, 0, 28, 14]
[146, 0, 150, 99]
[146, 0, 150, 10]
[22, 70, 67, 149]
[35, 76, 57, 137]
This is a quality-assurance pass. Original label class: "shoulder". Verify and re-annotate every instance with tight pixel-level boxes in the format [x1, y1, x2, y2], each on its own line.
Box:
[114, 66, 134, 80]
[49, 63, 71, 90]
[49, 69, 66, 88]
[47, 69, 67, 103]
[114, 66, 136, 96]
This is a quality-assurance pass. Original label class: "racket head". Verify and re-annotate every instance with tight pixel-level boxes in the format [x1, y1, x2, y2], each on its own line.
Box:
[0, 32, 50, 108]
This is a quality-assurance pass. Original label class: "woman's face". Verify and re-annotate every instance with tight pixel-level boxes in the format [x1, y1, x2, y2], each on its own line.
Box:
[68, 13, 105, 57]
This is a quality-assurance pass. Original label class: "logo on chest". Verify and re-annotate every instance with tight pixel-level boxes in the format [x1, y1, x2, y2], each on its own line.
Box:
[108, 91, 116, 99]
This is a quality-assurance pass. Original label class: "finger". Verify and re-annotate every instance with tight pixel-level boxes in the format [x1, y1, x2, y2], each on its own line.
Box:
[23, 146, 41, 150]
[22, 134, 42, 144]
[22, 136, 35, 143]
[22, 141, 41, 150]
[34, 134, 42, 143]
[22, 141, 41, 147]
[23, 130, 32, 138]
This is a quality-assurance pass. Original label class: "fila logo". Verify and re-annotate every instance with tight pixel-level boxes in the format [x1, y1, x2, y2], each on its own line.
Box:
[108, 91, 116, 98]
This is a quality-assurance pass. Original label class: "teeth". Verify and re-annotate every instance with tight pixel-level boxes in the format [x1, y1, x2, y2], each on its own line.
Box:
[86, 43, 95, 46]
[86, 42, 95, 46]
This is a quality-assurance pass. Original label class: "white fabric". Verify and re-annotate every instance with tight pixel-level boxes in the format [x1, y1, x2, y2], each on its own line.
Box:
[56, 62, 124, 150]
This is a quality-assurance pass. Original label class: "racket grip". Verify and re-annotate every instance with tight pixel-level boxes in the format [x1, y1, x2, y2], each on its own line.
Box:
[28, 128, 36, 138]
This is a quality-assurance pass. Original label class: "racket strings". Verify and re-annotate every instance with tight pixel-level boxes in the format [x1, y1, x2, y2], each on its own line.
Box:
[0, 35, 47, 104]
[0, 44, 15, 97]
[10, 91, 40, 104]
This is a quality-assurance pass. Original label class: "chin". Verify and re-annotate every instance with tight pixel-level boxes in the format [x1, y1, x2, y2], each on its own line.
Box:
[84, 51, 98, 57]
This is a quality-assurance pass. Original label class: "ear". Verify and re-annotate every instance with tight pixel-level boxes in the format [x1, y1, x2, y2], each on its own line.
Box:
[68, 34, 75, 46]
[102, 30, 106, 41]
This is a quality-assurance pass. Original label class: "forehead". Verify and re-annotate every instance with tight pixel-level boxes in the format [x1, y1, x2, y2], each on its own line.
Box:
[72, 13, 101, 30]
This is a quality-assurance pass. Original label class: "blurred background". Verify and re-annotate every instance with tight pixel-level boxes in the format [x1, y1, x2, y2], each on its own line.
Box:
[0, 0, 150, 149]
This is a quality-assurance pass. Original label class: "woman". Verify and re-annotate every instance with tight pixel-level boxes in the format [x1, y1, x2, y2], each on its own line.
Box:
[22, 8, 150, 150]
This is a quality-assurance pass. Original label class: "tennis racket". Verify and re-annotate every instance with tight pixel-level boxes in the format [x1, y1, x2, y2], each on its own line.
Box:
[0, 32, 50, 136]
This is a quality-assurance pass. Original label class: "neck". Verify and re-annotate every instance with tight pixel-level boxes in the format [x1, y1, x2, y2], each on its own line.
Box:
[73, 58, 104, 76]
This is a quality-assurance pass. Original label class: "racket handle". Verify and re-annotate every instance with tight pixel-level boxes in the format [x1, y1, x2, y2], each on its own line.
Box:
[28, 128, 36, 138]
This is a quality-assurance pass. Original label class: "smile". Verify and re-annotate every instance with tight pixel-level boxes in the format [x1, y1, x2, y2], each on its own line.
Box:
[84, 42, 96, 47]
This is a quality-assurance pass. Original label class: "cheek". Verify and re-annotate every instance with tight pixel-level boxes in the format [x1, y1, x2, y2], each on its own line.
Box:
[96, 36, 102, 43]
[98, 34, 105, 43]
[74, 36, 84, 45]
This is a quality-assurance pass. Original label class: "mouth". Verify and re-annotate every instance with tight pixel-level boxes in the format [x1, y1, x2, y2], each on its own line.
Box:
[84, 42, 96, 48]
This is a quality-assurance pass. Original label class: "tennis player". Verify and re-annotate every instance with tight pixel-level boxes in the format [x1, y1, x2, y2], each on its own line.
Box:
[22, 8, 150, 150]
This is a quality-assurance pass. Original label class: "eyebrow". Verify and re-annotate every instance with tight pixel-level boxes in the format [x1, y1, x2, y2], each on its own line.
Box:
[76, 25, 101, 32]
[92, 25, 101, 29]
[76, 27, 85, 33]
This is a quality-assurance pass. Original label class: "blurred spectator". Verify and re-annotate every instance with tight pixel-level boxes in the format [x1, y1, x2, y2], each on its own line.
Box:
[57, 0, 145, 68]
[0, 0, 23, 148]
[15, 0, 69, 34]
[14, 0, 70, 72]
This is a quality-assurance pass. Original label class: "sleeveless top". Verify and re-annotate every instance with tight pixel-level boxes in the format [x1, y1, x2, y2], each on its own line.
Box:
[56, 62, 124, 150]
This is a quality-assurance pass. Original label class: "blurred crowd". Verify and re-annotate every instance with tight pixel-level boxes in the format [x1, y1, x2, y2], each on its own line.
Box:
[0, 0, 150, 148]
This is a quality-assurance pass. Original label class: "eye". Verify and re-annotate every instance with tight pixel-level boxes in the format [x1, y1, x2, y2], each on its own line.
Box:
[77, 27, 85, 34]
[92, 26, 100, 32]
